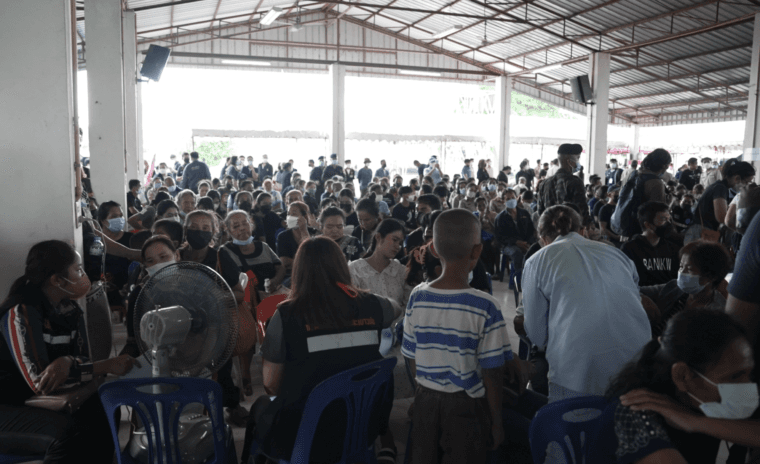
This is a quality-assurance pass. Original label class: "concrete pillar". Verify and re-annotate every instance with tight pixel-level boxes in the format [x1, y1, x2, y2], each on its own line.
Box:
[86, 0, 127, 208]
[495, 75, 512, 170]
[587, 52, 611, 178]
[136, 80, 145, 181]
[632, 124, 641, 160]
[0, 0, 81, 297]
[123, 10, 140, 183]
[743, 12, 760, 182]
[329, 64, 346, 163]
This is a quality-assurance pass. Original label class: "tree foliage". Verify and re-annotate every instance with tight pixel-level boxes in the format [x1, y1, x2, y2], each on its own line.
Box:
[195, 140, 233, 166]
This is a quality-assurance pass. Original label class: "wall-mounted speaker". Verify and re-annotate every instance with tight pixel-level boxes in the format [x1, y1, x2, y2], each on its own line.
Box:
[570, 75, 593, 105]
[140, 45, 171, 82]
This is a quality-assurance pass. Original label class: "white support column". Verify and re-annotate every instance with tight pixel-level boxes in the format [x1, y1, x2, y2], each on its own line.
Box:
[329, 63, 346, 163]
[0, 0, 81, 297]
[632, 124, 641, 160]
[136, 81, 145, 182]
[587, 52, 611, 178]
[743, 12, 760, 182]
[123, 10, 139, 183]
[86, 0, 127, 207]
[495, 75, 512, 170]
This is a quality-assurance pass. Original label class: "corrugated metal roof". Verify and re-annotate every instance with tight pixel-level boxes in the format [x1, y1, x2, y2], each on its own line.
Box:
[74, 0, 760, 125]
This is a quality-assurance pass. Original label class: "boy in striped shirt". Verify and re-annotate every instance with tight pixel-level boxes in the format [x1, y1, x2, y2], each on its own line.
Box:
[402, 209, 512, 464]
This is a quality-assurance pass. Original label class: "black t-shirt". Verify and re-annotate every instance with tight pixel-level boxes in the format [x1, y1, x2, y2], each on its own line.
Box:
[497, 171, 509, 183]
[259, 212, 284, 250]
[516, 170, 533, 188]
[276, 228, 317, 260]
[671, 205, 695, 232]
[346, 211, 359, 228]
[592, 200, 605, 224]
[696, 179, 730, 231]
[126, 191, 142, 218]
[599, 203, 615, 226]
[678, 169, 700, 191]
[621, 234, 680, 287]
[405, 228, 425, 252]
[392, 202, 417, 230]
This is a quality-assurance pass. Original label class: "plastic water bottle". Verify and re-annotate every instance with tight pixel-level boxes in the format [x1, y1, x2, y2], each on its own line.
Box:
[90, 237, 104, 257]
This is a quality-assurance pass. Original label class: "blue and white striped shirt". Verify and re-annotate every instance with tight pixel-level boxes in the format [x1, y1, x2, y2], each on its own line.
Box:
[402, 283, 511, 398]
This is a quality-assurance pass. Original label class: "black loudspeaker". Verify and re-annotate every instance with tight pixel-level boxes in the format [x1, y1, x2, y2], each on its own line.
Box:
[140, 45, 171, 81]
[570, 75, 593, 104]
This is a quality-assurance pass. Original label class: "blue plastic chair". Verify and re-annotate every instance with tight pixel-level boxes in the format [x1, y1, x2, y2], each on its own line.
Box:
[529, 396, 607, 464]
[249, 357, 397, 464]
[0, 456, 44, 464]
[99, 377, 229, 464]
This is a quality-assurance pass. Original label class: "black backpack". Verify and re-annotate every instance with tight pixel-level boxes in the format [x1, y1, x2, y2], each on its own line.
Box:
[611, 171, 659, 237]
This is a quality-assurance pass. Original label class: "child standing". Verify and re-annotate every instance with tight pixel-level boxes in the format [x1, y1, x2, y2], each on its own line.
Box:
[402, 209, 512, 464]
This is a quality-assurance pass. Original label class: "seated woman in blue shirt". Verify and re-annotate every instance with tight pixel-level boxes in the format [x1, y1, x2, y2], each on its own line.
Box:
[595, 309, 759, 464]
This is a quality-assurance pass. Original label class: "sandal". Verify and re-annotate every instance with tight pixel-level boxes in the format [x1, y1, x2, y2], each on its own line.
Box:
[377, 447, 397, 464]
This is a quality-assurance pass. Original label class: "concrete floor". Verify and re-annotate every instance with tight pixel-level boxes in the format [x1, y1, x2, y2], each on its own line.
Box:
[108, 278, 523, 464]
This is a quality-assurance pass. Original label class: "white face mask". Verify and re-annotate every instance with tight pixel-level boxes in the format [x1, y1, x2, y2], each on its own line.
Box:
[406, 195, 415, 203]
[147, 260, 175, 278]
[467, 191, 476, 199]
[688, 370, 760, 419]
[286, 215, 300, 229]
[375, 195, 383, 204]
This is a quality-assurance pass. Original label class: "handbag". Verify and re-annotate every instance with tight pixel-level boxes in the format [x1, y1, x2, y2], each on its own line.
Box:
[25, 377, 104, 415]
[232, 270, 259, 356]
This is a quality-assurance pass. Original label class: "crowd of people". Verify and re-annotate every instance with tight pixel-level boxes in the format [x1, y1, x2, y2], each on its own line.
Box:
[1, 143, 760, 464]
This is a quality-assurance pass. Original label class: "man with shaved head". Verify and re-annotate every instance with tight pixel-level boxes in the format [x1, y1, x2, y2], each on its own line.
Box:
[403, 208, 517, 463]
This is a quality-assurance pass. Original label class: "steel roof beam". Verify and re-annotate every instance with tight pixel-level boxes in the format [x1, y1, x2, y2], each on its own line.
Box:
[612, 95, 747, 113]
[608, 63, 750, 89]
[609, 42, 753, 74]
[510, 13, 755, 76]
[503, 0, 722, 62]
[609, 80, 750, 101]
[466, 0, 626, 56]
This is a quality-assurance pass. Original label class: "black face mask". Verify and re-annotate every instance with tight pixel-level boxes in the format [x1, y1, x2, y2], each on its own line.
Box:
[186, 229, 213, 250]
[340, 203, 353, 214]
[260, 205, 272, 214]
[418, 212, 431, 229]
[225, 183, 233, 189]
[395, 182, 402, 188]
[183, 158, 189, 164]
[238, 202, 252, 212]
[654, 223, 671, 238]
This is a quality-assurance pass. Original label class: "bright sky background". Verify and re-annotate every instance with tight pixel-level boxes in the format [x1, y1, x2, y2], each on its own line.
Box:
[76, 67, 746, 172]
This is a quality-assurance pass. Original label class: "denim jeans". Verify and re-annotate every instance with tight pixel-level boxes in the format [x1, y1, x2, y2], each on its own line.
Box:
[503, 245, 526, 270]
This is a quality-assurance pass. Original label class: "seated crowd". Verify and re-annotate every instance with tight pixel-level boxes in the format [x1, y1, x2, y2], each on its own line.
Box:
[1, 147, 760, 464]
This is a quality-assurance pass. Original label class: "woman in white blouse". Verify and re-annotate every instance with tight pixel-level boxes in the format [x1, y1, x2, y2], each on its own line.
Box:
[348, 219, 412, 310]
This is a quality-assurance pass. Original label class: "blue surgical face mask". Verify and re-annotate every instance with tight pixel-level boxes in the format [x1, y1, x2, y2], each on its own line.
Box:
[107, 217, 125, 233]
[232, 236, 254, 246]
[488, 184, 497, 192]
[459, 188, 466, 195]
[611, 163, 618, 169]
[677, 272, 705, 295]
[505, 199, 518, 209]
[332, 159, 338, 165]
[168, 185, 177, 193]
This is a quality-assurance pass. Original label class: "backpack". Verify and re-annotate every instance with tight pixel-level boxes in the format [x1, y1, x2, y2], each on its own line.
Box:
[611, 171, 659, 237]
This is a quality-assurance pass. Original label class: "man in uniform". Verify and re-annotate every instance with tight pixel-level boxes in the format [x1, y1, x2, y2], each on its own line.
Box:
[538, 143, 590, 224]
[605, 158, 623, 187]
[310, 156, 326, 198]
[321, 153, 344, 186]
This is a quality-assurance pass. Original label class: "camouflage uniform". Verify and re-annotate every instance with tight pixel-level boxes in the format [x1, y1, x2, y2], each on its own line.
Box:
[537, 168, 590, 224]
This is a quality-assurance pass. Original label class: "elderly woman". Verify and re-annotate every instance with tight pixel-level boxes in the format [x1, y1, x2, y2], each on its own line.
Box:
[642, 240, 732, 338]
[241, 237, 401, 464]
[0, 240, 138, 463]
[523, 205, 650, 402]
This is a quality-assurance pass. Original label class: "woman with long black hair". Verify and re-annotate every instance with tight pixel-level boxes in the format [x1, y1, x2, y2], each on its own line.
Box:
[241, 237, 401, 464]
[592, 309, 760, 464]
[0, 240, 139, 463]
